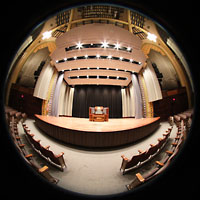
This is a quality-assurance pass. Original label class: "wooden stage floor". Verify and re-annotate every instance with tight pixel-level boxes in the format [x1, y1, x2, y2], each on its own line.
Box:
[35, 115, 159, 132]
[35, 115, 160, 147]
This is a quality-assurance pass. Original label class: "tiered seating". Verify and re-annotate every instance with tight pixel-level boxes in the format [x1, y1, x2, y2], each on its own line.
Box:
[5, 106, 27, 124]
[120, 127, 172, 174]
[8, 115, 58, 184]
[22, 123, 66, 171]
[173, 108, 193, 132]
[126, 121, 184, 190]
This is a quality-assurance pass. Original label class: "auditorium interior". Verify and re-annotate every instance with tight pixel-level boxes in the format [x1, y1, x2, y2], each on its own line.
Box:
[3, 4, 195, 198]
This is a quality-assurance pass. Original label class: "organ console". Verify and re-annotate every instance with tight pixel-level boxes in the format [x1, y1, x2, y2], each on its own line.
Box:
[89, 106, 109, 122]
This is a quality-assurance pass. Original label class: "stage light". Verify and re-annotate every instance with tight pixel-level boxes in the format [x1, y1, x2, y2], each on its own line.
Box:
[76, 42, 83, 49]
[147, 32, 157, 42]
[101, 41, 109, 48]
[42, 31, 52, 40]
[114, 43, 120, 50]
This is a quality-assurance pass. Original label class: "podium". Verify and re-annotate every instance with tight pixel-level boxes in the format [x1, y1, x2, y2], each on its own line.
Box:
[89, 106, 109, 122]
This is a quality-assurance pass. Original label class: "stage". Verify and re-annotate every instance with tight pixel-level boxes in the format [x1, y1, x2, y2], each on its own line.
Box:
[35, 115, 160, 148]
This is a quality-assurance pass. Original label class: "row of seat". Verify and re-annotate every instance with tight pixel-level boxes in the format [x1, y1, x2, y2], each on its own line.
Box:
[22, 123, 66, 171]
[126, 121, 184, 190]
[8, 113, 58, 184]
[120, 126, 172, 174]
[5, 106, 27, 124]
[172, 108, 193, 133]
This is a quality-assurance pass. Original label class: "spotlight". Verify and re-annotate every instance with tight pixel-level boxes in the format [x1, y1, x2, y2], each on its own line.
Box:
[101, 41, 109, 48]
[76, 42, 83, 49]
[42, 31, 52, 40]
[147, 33, 157, 42]
[114, 43, 120, 50]
[127, 47, 132, 51]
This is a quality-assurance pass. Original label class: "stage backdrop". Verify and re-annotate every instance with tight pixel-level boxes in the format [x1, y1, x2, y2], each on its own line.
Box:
[72, 85, 122, 118]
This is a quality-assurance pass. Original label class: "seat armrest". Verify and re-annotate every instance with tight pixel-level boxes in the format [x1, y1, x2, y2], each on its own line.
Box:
[155, 161, 164, 167]
[39, 166, 49, 173]
[121, 155, 128, 160]
[56, 152, 64, 158]
[136, 173, 145, 183]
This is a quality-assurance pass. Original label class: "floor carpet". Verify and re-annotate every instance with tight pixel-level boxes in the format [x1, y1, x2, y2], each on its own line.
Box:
[17, 119, 177, 196]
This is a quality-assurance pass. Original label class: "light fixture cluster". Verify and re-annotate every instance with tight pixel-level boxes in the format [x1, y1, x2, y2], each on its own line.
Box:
[56, 55, 142, 65]
[61, 67, 135, 74]
[68, 75, 128, 81]
[65, 42, 132, 53]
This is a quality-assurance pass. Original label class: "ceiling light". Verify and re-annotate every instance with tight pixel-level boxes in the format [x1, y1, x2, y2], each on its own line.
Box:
[56, 60, 58, 63]
[107, 76, 109, 79]
[130, 59, 133, 62]
[85, 55, 88, 58]
[64, 58, 67, 61]
[107, 55, 112, 59]
[101, 41, 109, 48]
[117, 76, 119, 79]
[42, 31, 52, 40]
[96, 54, 100, 58]
[74, 56, 77, 60]
[76, 42, 83, 49]
[119, 57, 123, 60]
[147, 32, 157, 42]
[114, 43, 120, 50]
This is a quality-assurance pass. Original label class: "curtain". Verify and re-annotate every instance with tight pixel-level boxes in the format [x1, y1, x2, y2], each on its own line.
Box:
[72, 85, 122, 118]
[132, 74, 143, 119]
[121, 83, 135, 118]
[51, 72, 64, 116]
[58, 82, 74, 116]
[143, 60, 162, 102]
[33, 60, 54, 100]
